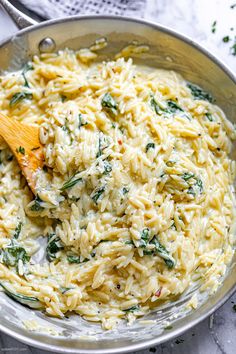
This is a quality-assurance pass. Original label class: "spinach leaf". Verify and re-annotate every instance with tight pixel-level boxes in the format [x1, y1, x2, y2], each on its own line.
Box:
[146, 143, 155, 152]
[103, 161, 112, 175]
[96, 133, 102, 158]
[150, 94, 162, 115]
[187, 83, 213, 102]
[22, 62, 33, 88]
[151, 237, 176, 269]
[0, 282, 41, 309]
[60, 287, 72, 294]
[60, 175, 82, 191]
[122, 187, 129, 195]
[140, 228, 150, 248]
[182, 172, 195, 181]
[30, 194, 44, 212]
[78, 113, 87, 129]
[10, 92, 33, 107]
[101, 93, 118, 115]
[123, 305, 140, 313]
[13, 222, 23, 239]
[166, 100, 184, 113]
[187, 178, 203, 197]
[91, 186, 105, 204]
[67, 254, 89, 264]
[206, 113, 214, 122]
[0, 243, 30, 267]
[61, 94, 67, 102]
[46, 233, 64, 262]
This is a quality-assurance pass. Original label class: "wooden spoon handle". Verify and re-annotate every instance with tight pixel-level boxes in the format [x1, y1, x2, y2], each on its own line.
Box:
[0, 113, 44, 193]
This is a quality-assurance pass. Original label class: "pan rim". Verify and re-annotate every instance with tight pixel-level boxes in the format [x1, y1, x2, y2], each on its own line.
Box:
[0, 14, 235, 354]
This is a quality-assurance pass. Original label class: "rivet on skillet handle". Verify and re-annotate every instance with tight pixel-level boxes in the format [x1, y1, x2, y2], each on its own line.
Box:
[0, 0, 37, 29]
[38, 38, 56, 53]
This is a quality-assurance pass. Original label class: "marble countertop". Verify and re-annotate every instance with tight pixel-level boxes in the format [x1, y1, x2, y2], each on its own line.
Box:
[0, 0, 235, 353]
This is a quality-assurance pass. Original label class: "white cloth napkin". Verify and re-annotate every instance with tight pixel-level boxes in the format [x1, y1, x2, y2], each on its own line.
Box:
[18, 0, 147, 19]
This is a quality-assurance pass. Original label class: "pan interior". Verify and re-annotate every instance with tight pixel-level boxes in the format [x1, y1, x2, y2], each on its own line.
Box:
[0, 17, 235, 353]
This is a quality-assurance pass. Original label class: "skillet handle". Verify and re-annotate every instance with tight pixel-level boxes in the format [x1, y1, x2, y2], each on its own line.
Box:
[0, 0, 37, 29]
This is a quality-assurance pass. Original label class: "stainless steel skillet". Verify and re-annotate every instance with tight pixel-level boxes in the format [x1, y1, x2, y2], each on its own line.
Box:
[0, 1, 235, 353]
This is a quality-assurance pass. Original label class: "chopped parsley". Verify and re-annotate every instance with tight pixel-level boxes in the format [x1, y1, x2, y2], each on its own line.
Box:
[187, 83, 213, 102]
[230, 41, 236, 56]
[10, 92, 33, 107]
[211, 20, 217, 33]
[16, 146, 25, 155]
[101, 93, 118, 115]
[46, 233, 64, 262]
[146, 142, 155, 152]
[222, 36, 230, 43]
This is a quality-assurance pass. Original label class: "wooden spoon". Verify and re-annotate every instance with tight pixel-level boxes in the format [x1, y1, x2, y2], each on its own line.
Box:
[0, 112, 44, 194]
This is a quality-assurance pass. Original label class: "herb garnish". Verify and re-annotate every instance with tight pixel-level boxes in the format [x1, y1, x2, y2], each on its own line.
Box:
[146, 142, 155, 152]
[16, 146, 25, 155]
[230, 40, 236, 56]
[46, 233, 64, 262]
[187, 83, 213, 102]
[211, 20, 217, 33]
[222, 36, 230, 43]
[10, 92, 33, 107]
[101, 93, 118, 115]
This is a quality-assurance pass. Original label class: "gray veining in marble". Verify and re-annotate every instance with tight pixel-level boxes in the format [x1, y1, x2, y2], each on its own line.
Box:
[0, 0, 235, 353]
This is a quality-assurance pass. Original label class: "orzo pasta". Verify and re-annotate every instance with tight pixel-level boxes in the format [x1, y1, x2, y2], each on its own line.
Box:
[0, 49, 235, 329]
